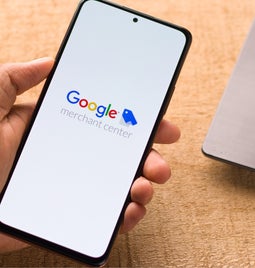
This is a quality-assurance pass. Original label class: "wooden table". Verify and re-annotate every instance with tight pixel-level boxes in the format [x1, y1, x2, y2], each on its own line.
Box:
[0, 0, 255, 267]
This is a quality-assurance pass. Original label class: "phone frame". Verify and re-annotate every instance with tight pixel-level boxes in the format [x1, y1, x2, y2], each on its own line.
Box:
[0, 0, 191, 266]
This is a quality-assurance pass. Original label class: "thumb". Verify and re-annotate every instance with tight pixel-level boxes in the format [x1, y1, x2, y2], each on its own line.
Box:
[0, 57, 54, 120]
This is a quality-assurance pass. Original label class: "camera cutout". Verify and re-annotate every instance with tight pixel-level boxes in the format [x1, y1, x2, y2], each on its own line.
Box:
[133, 17, 138, 23]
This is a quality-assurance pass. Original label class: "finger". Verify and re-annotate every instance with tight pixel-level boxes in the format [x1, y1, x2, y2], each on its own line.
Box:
[154, 119, 181, 144]
[119, 202, 146, 234]
[143, 149, 171, 184]
[0, 233, 28, 253]
[2, 57, 54, 95]
[130, 177, 154, 206]
[0, 57, 54, 120]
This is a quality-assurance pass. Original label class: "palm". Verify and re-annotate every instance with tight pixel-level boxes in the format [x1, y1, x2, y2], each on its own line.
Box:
[0, 104, 34, 191]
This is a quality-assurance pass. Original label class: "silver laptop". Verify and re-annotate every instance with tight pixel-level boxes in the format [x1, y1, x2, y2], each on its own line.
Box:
[202, 19, 255, 170]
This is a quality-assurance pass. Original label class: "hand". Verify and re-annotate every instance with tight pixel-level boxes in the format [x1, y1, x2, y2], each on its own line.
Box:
[0, 58, 180, 252]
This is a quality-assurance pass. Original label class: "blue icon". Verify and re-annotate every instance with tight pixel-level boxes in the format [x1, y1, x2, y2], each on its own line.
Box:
[121, 109, 137, 126]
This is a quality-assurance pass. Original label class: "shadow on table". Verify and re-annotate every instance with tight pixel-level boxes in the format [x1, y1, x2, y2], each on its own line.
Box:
[206, 158, 255, 193]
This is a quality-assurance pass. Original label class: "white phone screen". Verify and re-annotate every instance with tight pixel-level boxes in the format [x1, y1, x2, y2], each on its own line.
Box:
[0, 0, 189, 261]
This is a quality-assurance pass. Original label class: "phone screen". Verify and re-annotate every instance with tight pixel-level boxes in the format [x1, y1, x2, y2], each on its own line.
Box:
[0, 0, 190, 265]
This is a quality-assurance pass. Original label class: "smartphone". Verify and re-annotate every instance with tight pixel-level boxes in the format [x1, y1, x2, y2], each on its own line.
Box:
[0, 0, 191, 266]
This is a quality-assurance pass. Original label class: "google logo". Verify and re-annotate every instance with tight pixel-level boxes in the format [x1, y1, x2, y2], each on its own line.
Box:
[66, 90, 118, 118]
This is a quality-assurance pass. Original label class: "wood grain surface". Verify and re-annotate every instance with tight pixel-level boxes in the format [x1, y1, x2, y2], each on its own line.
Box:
[0, 0, 255, 267]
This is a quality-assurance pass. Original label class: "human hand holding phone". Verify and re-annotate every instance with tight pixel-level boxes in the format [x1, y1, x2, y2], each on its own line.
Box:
[0, 57, 180, 253]
[0, 1, 190, 265]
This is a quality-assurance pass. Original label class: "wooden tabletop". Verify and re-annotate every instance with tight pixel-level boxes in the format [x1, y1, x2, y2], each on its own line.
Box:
[0, 0, 255, 267]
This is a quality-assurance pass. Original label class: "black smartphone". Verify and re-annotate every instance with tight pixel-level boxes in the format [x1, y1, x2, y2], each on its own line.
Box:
[0, 0, 191, 266]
